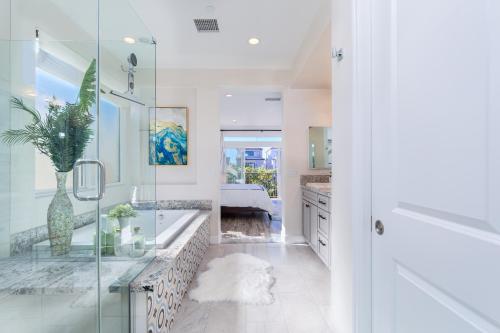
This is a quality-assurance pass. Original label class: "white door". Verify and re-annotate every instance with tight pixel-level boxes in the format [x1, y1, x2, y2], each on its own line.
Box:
[372, 0, 500, 332]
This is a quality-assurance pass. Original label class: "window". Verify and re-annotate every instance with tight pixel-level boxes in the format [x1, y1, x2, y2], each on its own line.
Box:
[223, 147, 281, 198]
[35, 68, 121, 191]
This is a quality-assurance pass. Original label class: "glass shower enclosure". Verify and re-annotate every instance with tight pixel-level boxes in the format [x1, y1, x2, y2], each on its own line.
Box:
[0, 1, 156, 332]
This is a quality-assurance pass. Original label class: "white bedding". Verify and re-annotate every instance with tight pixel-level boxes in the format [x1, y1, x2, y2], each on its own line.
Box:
[221, 184, 274, 214]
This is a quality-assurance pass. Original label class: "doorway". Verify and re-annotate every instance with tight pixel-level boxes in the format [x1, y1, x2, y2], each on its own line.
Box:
[219, 89, 284, 243]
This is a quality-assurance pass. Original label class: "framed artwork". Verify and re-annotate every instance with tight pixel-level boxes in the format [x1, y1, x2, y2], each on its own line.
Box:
[149, 107, 188, 165]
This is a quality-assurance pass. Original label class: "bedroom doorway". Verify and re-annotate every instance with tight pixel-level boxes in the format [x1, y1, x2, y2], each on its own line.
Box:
[219, 89, 283, 243]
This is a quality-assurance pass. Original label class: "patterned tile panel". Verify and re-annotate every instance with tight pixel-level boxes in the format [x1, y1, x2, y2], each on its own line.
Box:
[145, 216, 209, 333]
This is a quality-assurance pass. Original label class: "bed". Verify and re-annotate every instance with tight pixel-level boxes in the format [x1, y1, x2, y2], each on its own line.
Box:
[220, 184, 274, 218]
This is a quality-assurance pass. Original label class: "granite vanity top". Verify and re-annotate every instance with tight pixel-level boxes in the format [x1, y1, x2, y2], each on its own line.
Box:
[301, 184, 332, 197]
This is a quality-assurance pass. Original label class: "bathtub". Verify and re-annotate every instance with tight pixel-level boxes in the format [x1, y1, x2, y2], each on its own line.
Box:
[135, 209, 200, 249]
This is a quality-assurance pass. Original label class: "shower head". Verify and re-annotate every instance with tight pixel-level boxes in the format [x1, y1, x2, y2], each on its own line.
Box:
[128, 53, 137, 67]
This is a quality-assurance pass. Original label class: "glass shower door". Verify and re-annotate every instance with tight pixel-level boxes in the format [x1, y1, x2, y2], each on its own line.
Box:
[97, 1, 157, 331]
[0, 0, 101, 331]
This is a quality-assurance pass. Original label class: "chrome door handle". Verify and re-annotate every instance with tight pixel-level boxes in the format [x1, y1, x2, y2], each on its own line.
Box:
[375, 220, 384, 235]
[73, 159, 106, 201]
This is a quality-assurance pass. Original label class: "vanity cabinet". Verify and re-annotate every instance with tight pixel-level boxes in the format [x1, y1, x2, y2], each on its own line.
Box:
[302, 188, 331, 267]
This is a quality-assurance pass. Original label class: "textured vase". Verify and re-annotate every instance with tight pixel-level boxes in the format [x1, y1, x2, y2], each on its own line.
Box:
[47, 172, 75, 256]
[118, 217, 130, 230]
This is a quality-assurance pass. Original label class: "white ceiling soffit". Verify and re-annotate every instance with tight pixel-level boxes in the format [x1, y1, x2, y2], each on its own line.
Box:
[220, 90, 282, 130]
[291, 22, 332, 89]
[129, 0, 330, 70]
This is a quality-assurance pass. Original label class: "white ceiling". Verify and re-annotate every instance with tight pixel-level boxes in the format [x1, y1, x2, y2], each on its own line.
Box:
[291, 23, 331, 89]
[129, 0, 330, 70]
[12, 0, 331, 88]
[220, 90, 282, 130]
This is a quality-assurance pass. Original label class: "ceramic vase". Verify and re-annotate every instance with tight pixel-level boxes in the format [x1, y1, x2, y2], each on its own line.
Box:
[47, 172, 74, 256]
[118, 217, 131, 230]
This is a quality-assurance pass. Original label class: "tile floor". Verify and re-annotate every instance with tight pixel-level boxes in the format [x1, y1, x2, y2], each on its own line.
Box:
[171, 243, 333, 333]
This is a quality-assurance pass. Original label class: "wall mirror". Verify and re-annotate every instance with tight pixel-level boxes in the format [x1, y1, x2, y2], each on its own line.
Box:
[308, 127, 332, 169]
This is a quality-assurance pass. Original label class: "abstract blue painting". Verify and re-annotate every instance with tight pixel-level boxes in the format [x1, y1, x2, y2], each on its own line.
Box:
[149, 107, 188, 165]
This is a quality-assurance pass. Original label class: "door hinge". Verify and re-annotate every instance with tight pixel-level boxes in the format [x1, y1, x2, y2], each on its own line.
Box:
[332, 47, 344, 62]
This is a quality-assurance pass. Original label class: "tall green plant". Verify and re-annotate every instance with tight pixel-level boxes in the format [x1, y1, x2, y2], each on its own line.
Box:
[1, 59, 96, 172]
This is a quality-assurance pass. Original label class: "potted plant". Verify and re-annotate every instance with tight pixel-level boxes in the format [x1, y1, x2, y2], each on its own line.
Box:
[108, 204, 138, 230]
[1, 59, 96, 256]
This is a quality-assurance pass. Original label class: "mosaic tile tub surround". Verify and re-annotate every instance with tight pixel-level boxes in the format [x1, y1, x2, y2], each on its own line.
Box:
[131, 212, 210, 333]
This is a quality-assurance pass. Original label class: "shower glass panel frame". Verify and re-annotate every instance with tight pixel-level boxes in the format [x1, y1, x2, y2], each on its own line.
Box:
[0, 1, 156, 332]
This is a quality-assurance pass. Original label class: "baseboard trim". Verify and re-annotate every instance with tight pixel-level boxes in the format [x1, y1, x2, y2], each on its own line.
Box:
[285, 234, 306, 244]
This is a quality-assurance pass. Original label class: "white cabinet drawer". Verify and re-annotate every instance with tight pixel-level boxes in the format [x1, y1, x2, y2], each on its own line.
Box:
[318, 233, 329, 266]
[318, 209, 330, 238]
[303, 189, 318, 203]
[317, 194, 330, 211]
[302, 200, 311, 243]
[310, 204, 319, 252]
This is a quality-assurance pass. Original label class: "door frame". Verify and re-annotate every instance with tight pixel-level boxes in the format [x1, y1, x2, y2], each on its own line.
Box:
[334, 0, 374, 331]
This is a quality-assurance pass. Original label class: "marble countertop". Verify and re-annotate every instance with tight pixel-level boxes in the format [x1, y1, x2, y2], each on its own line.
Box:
[0, 256, 151, 298]
[301, 184, 332, 197]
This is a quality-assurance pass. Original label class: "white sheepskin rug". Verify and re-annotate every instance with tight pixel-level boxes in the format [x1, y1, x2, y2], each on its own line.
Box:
[189, 253, 275, 305]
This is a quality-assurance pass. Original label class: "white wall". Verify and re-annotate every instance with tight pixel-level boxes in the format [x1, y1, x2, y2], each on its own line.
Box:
[155, 86, 222, 243]
[151, 72, 332, 244]
[151, 69, 290, 243]
[282, 89, 332, 242]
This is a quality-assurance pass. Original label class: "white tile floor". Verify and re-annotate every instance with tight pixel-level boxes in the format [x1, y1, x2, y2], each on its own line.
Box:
[171, 243, 333, 333]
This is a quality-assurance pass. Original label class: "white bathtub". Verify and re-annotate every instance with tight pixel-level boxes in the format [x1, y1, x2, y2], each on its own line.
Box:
[156, 210, 200, 248]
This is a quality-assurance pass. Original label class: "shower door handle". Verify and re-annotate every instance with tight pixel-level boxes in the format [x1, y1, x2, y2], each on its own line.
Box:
[73, 159, 106, 201]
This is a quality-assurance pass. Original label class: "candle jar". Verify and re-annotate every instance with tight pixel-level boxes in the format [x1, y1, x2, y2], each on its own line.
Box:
[131, 227, 145, 258]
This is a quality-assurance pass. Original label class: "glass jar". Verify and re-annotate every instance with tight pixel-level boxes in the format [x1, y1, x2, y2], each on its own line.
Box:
[131, 227, 145, 258]
[114, 228, 131, 257]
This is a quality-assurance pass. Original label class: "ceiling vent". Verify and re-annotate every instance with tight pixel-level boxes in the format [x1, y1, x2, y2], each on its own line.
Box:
[265, 97, 282, 102]
[194, 19, 220, 33]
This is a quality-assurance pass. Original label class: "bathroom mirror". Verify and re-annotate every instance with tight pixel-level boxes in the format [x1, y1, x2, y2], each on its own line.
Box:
[308, 127, 332, 169]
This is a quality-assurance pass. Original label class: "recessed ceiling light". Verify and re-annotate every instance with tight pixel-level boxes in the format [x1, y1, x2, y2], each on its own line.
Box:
[248, 37, 260, 45]
[232, 119, 237, 123]
[123, 36, 136, 44]
[24, 89, 36, 97]
[225, 94, 233, 98]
